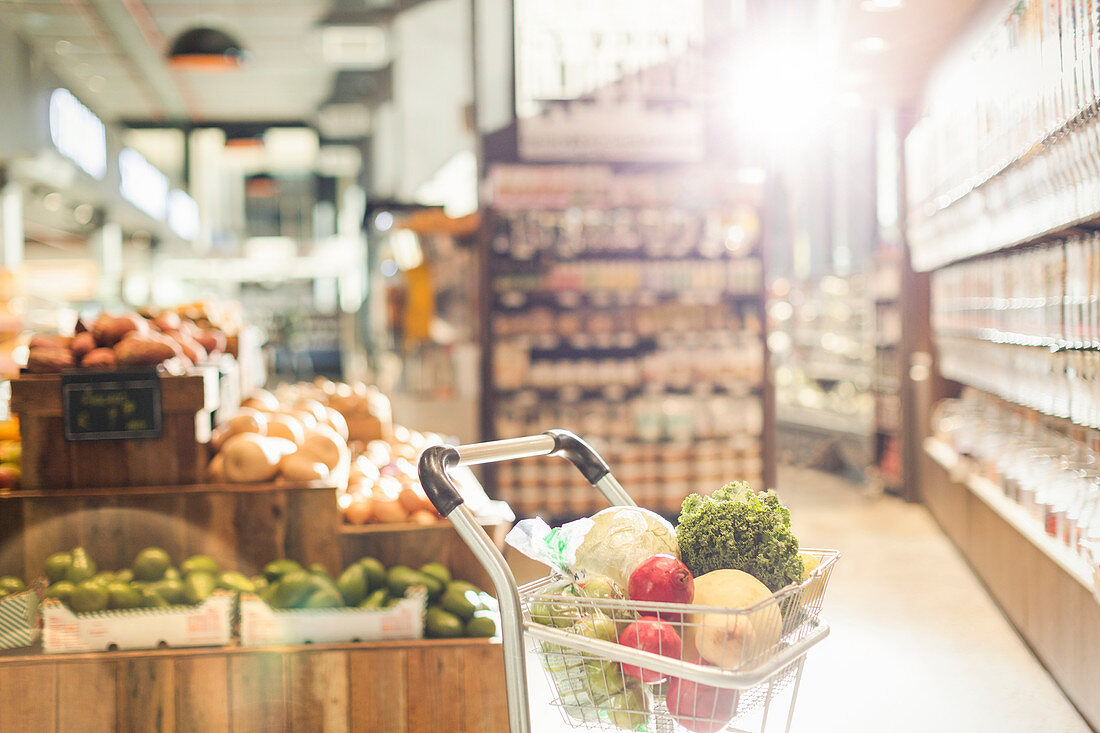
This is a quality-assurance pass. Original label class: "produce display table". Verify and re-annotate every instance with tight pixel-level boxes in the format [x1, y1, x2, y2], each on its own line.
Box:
[0, 637, 506, 732]
[0, 481, 342, 581]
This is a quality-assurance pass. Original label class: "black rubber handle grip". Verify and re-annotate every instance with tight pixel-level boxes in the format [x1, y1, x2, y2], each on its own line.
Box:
[546, 429, 611, 485]
[418, 445, 464, 517]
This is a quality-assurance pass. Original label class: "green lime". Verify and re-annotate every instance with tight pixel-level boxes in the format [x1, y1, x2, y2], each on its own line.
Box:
[183, 572, 217, 605]
[336, 564, 368, 606]
[133, 547, 171, 582]
[70, 581, 109, 613]
[419, 562, 452, 585]
[180, 555, 219, 577]
[46, 580, 77, 606]
[150, 578, 186, 605]
[466, 614, 498, 638]
[107, 582, 142, 610]
[140, 587, 169, 608]
[44, 551, 72, 584]
[217, 571, 256, 594]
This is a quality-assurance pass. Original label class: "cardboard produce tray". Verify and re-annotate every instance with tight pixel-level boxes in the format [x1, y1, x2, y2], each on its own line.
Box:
[239, 589, 425, 646]
[42, 590, 233, 654]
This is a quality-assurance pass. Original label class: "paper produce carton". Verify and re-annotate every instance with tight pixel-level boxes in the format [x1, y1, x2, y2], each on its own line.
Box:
[239, 589, 426, 646]
[0, 585, 41, 650]
[42, 591, 233, 654]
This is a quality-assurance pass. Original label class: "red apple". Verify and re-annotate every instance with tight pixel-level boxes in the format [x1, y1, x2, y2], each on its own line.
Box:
[628, 554, 693, 619]
[666, 667, 740, 733]
[617, 616, 681, 682]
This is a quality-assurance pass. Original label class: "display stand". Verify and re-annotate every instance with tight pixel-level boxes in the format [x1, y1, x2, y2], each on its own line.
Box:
[0, 637, 506, 732]
[922, 438, 1100, 729]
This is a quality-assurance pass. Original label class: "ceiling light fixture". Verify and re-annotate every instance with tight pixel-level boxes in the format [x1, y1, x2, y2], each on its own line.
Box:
[167, 27, 248, 71]
[860, 0, 903, 11]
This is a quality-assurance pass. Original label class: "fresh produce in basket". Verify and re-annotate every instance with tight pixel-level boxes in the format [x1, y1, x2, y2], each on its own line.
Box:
[627, 554, 694, 617]
[688, 569, 781, 669]
[666, 664, 740, 733]
[617, 616, 682, 682]
[676, 482, 804, 593]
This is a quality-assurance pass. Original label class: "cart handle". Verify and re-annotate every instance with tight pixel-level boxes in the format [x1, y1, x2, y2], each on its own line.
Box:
[417, 430, 635, 733]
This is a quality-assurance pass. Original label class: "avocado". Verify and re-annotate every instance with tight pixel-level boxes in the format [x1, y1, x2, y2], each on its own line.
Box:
[466, 614, 498, 638]
[308, 563, 331, 578]
[70, 581, 109, 613]
[66, 547, 97, 584]
[439, 587, 479, 621]
[140, 587, 169, 608]
[385, 566, 421, 598]
[251, 575, 269, 592]
[107, 582, 142, 610]
[217, 571, 256, 594]
[272, 571, 314, 609]
[263, 559, 303, 582]
[425, 607, 464, 638]
[419, 562, 452, 585]
[163, 567, 181, 581]
[90, 571, 116, 586]
[356, 557, 386, 592]
[415, 572, 444, 600]
[259, 583, 278, 606]
[151, 578, 186, 605]
[336, 564, 368, 606]
[446, 580, 482, 596]
[303, 588, 343, 609]
[0, 576, 25, 596]
[181, 555, 219, 577]
[359, 588, 388, 610]
[133, 547, 171, 582]
[44, 551, 72, 584]
[114, 569, 134, 584]
[183, 572, 217, 605]
[46, 580, 77, 606]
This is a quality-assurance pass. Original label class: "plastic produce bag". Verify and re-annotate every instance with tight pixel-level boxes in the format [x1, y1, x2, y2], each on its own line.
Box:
[506, 506, 677, 587]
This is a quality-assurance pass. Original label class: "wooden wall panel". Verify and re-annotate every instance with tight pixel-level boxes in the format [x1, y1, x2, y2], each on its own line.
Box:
[286, 650, 349, 732]
[57, 659, 118, 731]
[349, 649, 408, 733]
[176, 655, 230, 733]
[229, 651, 287, 733]
[117, 656, 176, 732]
[0, 662, 57, 732]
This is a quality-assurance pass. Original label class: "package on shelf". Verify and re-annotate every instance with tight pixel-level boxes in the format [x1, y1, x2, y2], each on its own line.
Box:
[42, 591, 233, 653]
[239, 588, 426, 646]
[0, 585, 41, 650]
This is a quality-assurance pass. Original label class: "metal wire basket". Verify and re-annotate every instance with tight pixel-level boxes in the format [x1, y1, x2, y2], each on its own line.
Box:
[520, 549, 838, 732]
[418, 430, 837, 733]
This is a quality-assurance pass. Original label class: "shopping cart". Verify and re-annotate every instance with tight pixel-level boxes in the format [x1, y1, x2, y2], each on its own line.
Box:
[419, 430, 837, 733]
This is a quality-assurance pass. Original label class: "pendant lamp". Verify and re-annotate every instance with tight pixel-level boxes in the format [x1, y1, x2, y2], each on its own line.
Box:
[168, 27, 248, 71]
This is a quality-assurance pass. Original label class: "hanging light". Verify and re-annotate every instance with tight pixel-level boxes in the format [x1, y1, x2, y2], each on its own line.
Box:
[168, 27, 248, 71]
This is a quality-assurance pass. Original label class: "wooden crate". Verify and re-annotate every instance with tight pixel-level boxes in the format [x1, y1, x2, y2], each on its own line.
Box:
[0, 481, 343, 580]
[0, 638, 508, 732]
[339, 520, 511, 595]
[10, 371, 218, 490]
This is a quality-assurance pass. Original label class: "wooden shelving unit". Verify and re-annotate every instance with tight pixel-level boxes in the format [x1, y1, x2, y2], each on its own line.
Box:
[922, 438, 1100, 729]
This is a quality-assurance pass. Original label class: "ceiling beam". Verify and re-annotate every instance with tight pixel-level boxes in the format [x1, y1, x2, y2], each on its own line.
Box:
[81, 0, 196, 120]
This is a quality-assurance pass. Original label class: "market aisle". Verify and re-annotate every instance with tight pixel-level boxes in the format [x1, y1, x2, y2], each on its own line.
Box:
[522, 466, 1091, 733]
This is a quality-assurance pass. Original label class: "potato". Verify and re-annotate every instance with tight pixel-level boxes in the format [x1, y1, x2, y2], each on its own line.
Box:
[221, 433, 295, 483]
[300, 425, 348, 471]
[152, 311, 182, 333]
[241, 389, 279, 412]
[265, 414, 305, 445]
[175, 335, 207, 365]
[212, 408, 267, 451]
[205, 453, 226, 482]
[28, 334, 70, 351]
[194, 329, 227, 355]
[323, 407, 350, 441]
[371, 476, 408, 523]
[92, 313, 146, 347]
[397, 482, 432, 515]
[294, 398, 329, 424]
[278, 451, 330, 482]
[71, 331, 97, 360]
[26, 347, 74, 373]
[114, 335, 178, 367]
[81, 348, 117, 370]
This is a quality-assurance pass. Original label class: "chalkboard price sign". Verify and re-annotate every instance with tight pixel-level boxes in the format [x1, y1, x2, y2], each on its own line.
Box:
[61, 369, 163, 441]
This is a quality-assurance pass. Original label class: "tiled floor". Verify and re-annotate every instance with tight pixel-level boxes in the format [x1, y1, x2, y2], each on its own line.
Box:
[517, 466, 1091, 733]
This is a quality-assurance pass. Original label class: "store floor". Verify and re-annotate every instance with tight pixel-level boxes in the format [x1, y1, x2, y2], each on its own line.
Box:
[515, 466, 1092, 733]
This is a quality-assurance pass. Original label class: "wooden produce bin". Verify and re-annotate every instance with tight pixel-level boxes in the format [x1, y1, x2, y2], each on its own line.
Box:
[0, 637, 507, 732]
[340, 519, 511, 594]
[10, 371, 219, 490]
[0, 481, 343, 580]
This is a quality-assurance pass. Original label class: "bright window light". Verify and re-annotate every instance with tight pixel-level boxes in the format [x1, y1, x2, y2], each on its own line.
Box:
[860, 0, 902, 10]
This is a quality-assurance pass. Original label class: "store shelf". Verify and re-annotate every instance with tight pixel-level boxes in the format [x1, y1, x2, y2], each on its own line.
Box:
[0, 479, 331, 500]
[923, 437, 1094, 591]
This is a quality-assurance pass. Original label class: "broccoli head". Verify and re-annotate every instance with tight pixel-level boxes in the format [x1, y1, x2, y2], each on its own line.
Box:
[676, 481, 804, 592]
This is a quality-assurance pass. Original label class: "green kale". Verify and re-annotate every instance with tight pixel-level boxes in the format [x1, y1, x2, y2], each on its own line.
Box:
[676, 481, 804, 592]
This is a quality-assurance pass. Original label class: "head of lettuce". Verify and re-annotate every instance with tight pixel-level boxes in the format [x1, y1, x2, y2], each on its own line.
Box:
[676, 482, 804, 593]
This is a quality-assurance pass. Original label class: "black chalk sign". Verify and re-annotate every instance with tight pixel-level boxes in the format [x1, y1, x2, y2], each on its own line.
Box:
[61, 369, 163, 441]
